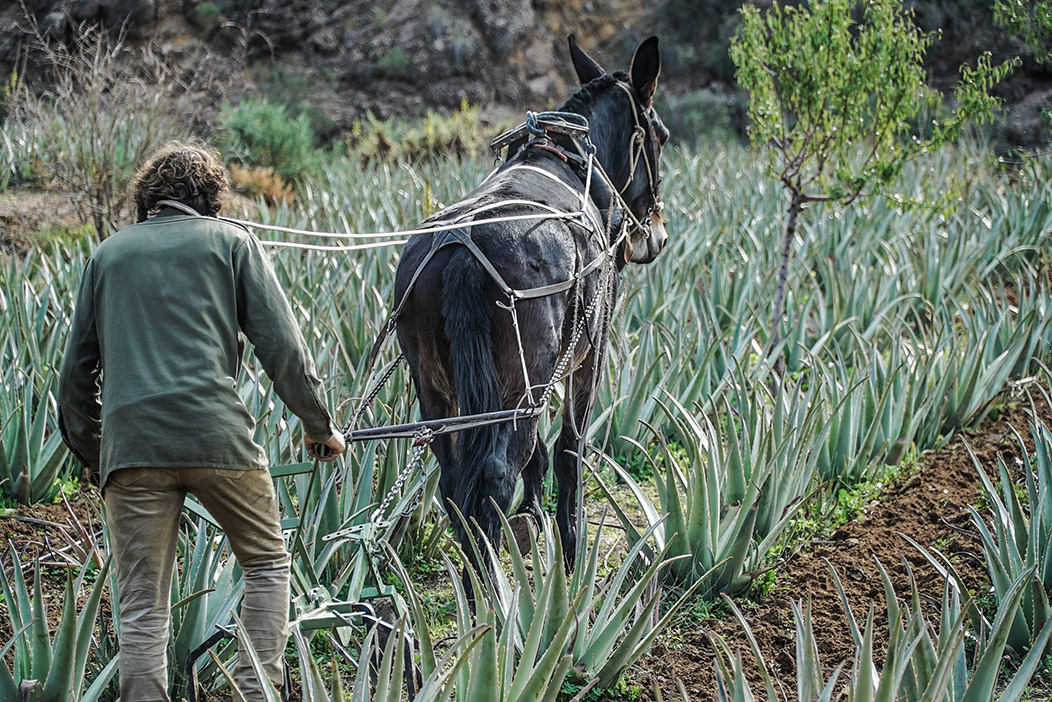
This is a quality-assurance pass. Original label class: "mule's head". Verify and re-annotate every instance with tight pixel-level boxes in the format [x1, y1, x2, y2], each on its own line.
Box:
[568, 34, 669, 265]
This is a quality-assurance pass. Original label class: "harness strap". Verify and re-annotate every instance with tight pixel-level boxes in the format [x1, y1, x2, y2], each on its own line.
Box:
[611, 82, 658, 199]
[526, 137, 569, 163]
[500, 165, 604, 237]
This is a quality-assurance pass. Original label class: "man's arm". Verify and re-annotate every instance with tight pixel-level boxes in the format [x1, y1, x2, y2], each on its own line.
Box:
[57, 259, 102, 476]
[233, 234, 341, 447]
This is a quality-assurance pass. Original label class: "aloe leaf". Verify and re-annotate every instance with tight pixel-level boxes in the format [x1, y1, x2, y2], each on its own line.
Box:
[960, 568, 1034, 702]
[465, 626, 498, 702]
[595, 572, 707, 688]
[595, 454, 657, 547]
[509, 588, 582, 702]
[412, 625, 490, 702]
[998, 612, 1052, 702]
[79, 654, 119, 702]
[225, 613, 284, 702]
[538, 655, 574, 702]
[41, 576, 77, 701]
[293, 628, 330, 701]
[29, 560, 51, 682]
[350, 627, 376, 702]
[372, 618, 403, 702]
[823, 558, 863, 648]
[0, 662, 17, 702]
[720, 595, 780, 702]
[383, 543, 436, 676]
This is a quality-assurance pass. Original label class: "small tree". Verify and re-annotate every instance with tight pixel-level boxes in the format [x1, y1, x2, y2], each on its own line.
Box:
[994, 0, 1052, 62]
[729, 0, 1015, 372]
[7, 13, 217, 237]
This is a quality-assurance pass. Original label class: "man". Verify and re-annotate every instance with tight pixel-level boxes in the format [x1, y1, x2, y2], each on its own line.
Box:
[57, 141, 346, 701]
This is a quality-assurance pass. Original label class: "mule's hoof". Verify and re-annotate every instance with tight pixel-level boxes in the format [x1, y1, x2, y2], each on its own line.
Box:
[507, 513, 536, 555]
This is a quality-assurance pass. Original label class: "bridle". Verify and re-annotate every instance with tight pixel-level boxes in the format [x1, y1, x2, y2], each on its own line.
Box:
[488, 79, 664, 251]
[612, 80, 664, 244]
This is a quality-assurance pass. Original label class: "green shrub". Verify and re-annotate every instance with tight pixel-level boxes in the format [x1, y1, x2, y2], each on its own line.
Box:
[378, 47, 409, 79]
[194, 2, 222, 31]
[345, 101, 500, 163]
[248, 60, 336, 139]
[217, 98, 321, 181]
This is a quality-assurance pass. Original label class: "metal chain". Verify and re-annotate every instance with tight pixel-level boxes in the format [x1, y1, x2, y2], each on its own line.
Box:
[371, 429, 433, 523]
[533, 261, 611, 410]
[340, 353, 405, 439]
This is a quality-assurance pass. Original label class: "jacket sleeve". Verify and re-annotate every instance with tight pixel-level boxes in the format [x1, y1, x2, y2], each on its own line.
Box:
[58, 258, 102, 470]
[233, 234, 337, 441]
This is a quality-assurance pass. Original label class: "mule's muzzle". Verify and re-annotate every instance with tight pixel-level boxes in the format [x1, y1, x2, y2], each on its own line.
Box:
[627, 207, 668, 264]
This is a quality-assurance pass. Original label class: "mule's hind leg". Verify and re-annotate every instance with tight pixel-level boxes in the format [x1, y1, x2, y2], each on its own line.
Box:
[510, 431, 547, 553]
[516, 432, 547, 521]
[553, 360, 599, 570]
[455, 423, 537, 553]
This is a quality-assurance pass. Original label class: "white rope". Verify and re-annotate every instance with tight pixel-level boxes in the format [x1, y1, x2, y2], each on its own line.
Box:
[229, 210, 580, 241]
[261, 239, 409, 252]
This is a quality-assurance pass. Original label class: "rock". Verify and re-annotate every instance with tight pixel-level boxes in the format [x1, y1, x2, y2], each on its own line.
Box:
[524, 36, 555, 77]
[466, 0, 533, 56]
[309, 26, 339, 54]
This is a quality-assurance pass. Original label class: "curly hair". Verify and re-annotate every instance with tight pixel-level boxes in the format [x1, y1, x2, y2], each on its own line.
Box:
[130, 141, 229, 222]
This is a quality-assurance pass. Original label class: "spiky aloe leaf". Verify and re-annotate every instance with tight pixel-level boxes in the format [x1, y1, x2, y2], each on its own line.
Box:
[29, 560, 51, 682]
[213, 613, 284, 702]
[372, 618, 405, 702]
[960, 568, 1037, 702]
[40, 576, 76, 700]
[382, 542, 437, 677]
[80, 655, 119, 702]
[411, 624, 490, 702]
[997, 614, 1052, 702]
[72, 556, 111, 694]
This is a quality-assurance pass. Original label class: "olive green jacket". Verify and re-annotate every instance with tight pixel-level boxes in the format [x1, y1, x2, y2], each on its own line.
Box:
[58, 208, 336, 488]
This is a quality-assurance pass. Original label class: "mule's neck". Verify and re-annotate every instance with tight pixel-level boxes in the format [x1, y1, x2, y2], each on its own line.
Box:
[556, 78, 636, 226]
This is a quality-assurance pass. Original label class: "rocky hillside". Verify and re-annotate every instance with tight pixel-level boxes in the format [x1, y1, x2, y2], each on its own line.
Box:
[2, 0, 1050, 147]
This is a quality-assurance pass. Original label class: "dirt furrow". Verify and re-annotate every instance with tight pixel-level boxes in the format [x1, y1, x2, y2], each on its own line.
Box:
[633, 387, 1052, 701]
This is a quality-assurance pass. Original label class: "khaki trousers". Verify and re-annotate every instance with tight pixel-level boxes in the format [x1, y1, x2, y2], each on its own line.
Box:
[104, 467, 290, 702]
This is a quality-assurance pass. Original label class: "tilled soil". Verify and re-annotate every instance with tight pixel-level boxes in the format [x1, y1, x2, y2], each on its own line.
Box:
[0, 495, 105, 637]
[632, 386, 1052, 701]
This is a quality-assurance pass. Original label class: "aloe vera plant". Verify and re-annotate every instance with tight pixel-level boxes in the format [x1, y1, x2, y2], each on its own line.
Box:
[599, 388, 819, 593]
[0, 373, 69, 504]
[0, 550, 115, 702]
[712, 560, 1052, 702]
[966, 417, 1052, 655]
[345, 512, 701, 701]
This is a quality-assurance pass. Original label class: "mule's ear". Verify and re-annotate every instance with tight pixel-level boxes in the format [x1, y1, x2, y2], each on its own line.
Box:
[568, 33, 605, 85]
[630, 35, 661, 107]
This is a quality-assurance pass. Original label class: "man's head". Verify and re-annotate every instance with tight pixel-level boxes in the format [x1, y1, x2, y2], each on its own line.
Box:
[130, 142, 229, 222]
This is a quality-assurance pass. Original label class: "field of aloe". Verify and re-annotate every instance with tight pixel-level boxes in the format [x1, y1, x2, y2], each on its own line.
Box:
[2, 135, 1052, 701]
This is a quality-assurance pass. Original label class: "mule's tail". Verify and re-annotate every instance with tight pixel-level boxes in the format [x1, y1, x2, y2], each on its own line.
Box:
[442, 246, 506, 550]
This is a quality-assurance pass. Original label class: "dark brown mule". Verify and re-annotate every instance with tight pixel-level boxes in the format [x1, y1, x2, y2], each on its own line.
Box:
[393, 35, 668, 578]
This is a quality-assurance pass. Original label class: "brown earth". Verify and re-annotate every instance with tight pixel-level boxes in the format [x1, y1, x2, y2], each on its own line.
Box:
[0, 189, 82, 253]
[631, 383, 1052, 701]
